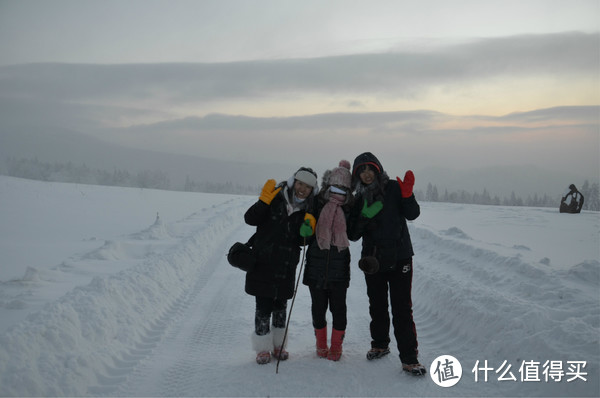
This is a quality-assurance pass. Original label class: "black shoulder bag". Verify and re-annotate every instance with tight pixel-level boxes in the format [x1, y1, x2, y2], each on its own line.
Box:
[227, 233, 257, 272]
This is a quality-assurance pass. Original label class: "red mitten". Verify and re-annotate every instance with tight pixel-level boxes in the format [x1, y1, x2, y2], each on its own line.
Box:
[396, 170, 415, 198]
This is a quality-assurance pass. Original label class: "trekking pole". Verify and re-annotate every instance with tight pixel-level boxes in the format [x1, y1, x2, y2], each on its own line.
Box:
[276, 236, 307, 374]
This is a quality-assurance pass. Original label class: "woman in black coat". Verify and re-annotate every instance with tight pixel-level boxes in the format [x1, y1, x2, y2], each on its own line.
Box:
[348, 152, 426, 376]
[244, 167, 318, 365]
[302, 160, 354, 361]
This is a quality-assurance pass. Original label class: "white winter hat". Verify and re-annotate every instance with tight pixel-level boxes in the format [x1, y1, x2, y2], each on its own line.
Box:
[293, 167, 318, 188]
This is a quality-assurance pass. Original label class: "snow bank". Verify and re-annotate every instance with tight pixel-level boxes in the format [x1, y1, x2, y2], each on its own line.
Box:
[0, 177, 252, 395]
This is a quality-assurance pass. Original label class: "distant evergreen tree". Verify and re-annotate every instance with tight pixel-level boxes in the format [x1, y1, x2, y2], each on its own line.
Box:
[431, 185, 439, 202]
[481, 188, 491, 205]
[580, 180, 600, 211]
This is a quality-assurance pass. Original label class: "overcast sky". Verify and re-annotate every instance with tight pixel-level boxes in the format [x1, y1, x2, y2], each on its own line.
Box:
[0, 0, 598, 186]
[1, 0, 598, 65]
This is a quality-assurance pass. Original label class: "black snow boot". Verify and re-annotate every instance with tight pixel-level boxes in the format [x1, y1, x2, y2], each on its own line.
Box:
[402, 362, 427, 376]
[366, 347, 390, 360]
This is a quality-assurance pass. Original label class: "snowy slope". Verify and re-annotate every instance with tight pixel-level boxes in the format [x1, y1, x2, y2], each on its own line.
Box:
[0, 176, 598, 397]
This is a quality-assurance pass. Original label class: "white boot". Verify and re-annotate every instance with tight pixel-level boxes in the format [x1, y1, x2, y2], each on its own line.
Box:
[272, 327, 289, 360]
[252, 332, 272, 364]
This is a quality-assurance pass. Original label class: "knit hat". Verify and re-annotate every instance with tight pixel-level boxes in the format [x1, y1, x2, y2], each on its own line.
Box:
[323, 160, 352, 190]
[294, 167, 318, 188]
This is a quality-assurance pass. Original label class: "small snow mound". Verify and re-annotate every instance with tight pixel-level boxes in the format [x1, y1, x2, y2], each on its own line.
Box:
[83, 241, 123, 261]
[89, 275, 109, 293]
[131, 213, 171, 240]
[5, 300, 27, 309]
[58, 261, 75, 270]
[441, 227, 471, 239]
[22, 267, 40, 282]
[513, 244, 531, 251]
[567, 260, 600, 284]
[539, 257, 551, 265]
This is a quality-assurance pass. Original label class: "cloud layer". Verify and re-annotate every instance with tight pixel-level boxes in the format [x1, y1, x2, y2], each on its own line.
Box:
[0, 32, 597, 191]
[2, 32, 596, 104]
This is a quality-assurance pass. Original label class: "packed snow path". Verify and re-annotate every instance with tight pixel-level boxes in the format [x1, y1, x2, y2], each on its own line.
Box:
[113, 201, 598, 398]
[0, 182, 597, 397]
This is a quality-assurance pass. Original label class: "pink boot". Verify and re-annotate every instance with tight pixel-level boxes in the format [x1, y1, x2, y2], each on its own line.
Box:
[327, 329, 345, 361]
[315, 327, 328, 358]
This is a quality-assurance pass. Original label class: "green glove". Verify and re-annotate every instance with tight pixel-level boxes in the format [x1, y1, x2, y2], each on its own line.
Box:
[361, 199, 383, 219]
[300, 219, 314, 237]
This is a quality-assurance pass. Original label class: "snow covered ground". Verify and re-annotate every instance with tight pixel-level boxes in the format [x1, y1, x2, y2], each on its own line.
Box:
[0, 175, 598, 397]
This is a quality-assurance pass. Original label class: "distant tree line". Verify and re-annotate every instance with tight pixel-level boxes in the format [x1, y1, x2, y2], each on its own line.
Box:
[414, 181, 599, 211]
[2, 157, 258, 195]
[2, 157, 598, 210]
[183, 176, 258, 195]
[577, 180, 600, 211]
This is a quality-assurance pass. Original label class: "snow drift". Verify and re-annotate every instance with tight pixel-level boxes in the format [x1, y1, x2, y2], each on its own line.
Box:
[0, 176, 598, 397]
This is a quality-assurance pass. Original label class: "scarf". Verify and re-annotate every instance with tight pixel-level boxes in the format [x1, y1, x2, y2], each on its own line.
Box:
[283, 185, 307, 215]
[356, 179, 384, 205]
[316, 193, 349, 251]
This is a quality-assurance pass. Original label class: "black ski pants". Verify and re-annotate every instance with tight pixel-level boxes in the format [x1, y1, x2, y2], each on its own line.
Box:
[364, 257, 419, 364]
[255, 296, 287, 335]
[309, 286, 347, 331]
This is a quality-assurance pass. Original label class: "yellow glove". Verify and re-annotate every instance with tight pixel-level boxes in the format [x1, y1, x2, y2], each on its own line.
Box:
[259, 179, 282, 205]
[300, 213, 316, 237]
[304, 213, 316, 231]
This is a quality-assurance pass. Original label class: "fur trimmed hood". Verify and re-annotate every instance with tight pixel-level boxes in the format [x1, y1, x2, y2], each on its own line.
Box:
[351, 152, 389, 192]
[352, 152, 384, 177]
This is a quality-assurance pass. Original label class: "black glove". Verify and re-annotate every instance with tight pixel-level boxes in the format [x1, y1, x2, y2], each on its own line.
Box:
[359, 256, 379, 274]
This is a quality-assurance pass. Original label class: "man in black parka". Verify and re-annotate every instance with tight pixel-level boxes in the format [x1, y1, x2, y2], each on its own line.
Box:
[348, 152, 426, 376]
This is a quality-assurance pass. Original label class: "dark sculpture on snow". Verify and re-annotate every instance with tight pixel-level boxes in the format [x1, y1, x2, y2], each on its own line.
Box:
[560, 184, 584, 214]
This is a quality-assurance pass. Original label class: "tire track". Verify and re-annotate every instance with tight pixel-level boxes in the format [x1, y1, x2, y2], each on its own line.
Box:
[90, 197, 254, 396]
[409, 222, 599, 389]
[111, 198, 255, 397]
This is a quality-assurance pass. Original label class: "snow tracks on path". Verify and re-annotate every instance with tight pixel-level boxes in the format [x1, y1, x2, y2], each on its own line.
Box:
[411, 223, 599, 397]
[0, 196, 255, 397]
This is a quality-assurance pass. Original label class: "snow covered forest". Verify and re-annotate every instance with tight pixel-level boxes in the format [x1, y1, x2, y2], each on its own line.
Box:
[421, 181, 600, 210]
[2, 157, 259, 195]
[3, 156, 598, 210]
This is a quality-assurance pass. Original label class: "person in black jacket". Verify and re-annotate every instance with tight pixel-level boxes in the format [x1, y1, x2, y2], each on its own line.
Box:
[244, 167, 318, 365]
[348, 152, 426, 376]
[303, 160, 354, 361]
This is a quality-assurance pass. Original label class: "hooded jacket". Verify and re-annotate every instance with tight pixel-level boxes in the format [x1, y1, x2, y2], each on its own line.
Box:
[348, 152, 420, 272]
